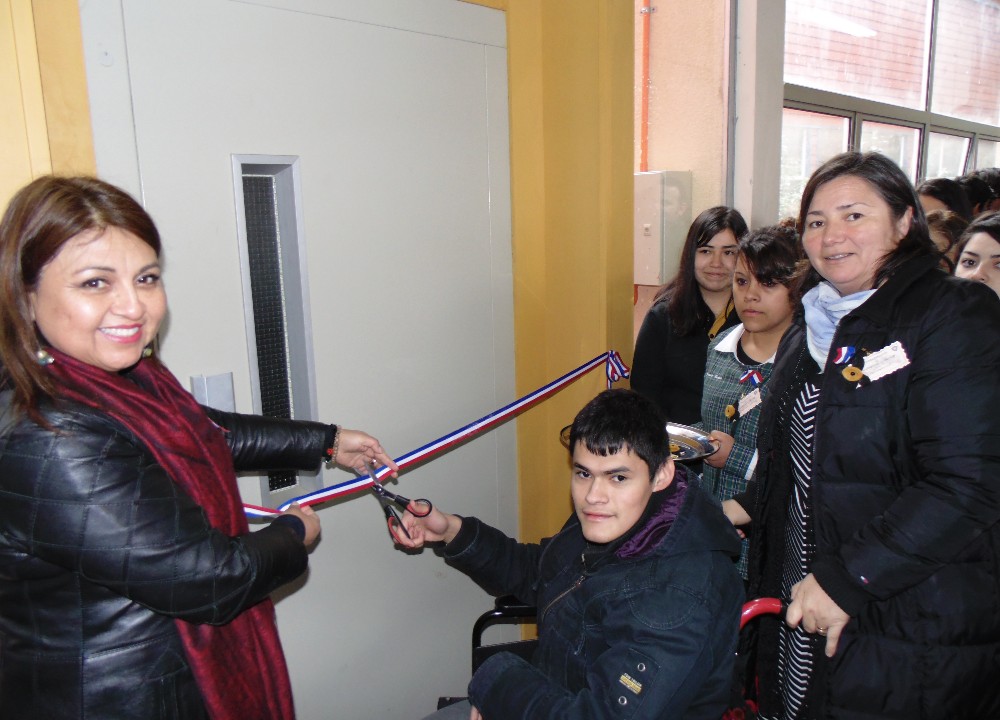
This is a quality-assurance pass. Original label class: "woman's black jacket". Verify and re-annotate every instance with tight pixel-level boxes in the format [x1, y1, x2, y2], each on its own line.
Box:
[0, 395, 331, 719]
[735, 255, 1000, 719]
[631, 299, 739, 425]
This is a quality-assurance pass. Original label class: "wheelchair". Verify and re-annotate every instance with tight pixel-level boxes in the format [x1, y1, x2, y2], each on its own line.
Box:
[436, 595, 784, 713]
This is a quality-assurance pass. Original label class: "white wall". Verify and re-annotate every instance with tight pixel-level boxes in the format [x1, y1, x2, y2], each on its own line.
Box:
[79, 1, 517, 717]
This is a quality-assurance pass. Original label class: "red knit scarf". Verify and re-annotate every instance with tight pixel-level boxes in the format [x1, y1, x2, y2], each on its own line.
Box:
[46, 349, 295, 720]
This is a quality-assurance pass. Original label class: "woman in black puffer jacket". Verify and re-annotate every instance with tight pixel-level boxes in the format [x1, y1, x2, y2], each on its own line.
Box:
[725, 152, 1000, 719]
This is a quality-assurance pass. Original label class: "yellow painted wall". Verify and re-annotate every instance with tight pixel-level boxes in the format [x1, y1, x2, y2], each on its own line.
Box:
[502, 0, 635, 540]
[0, 0, 94, 205]
[4, 0, 635, 546]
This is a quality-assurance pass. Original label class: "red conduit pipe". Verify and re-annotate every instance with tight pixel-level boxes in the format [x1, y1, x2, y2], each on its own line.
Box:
[639, 0, 652, 173]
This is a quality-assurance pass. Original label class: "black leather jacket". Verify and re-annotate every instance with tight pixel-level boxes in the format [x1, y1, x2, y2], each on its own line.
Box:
[0, 393, 332, 719]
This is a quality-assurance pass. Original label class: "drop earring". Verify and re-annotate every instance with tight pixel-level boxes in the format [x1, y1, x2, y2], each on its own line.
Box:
[142, 345, 154, 358]
[35, 348, 54, 366]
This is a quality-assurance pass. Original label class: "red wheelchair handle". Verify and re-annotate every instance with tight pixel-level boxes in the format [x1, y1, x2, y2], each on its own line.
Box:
[740, 597, 786, 630]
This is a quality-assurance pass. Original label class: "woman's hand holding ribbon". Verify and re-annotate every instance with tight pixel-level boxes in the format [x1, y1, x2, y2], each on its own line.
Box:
[334, 428, 399, 477]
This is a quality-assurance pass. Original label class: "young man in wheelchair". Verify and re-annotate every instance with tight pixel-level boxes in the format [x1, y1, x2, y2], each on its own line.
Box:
[397, 389, 744, 719]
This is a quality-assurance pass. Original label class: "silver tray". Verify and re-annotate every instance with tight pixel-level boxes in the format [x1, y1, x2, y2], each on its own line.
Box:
[665, 422, 717, 461]
[558, 422, 716, 461]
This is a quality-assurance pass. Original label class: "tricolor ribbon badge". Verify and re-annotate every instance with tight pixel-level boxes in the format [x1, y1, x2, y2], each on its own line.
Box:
[605, 350, 631, 389]
[739, 368, 763, 387]
[833, 346, 856, 365]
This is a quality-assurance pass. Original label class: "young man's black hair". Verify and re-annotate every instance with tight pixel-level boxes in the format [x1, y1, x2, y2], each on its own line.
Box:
[569, 388, 671, 480]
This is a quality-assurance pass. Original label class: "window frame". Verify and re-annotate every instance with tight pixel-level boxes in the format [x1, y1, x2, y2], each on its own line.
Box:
[785, 83, 1000, 180]
[783, 0, 1000, 181]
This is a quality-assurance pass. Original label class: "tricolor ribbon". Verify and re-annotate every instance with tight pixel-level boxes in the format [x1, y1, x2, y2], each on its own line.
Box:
[833, 346, 856, 365]
[243, 350, 631, 518]
[739, 368, 763, 387]
[605, 350, 630, 388]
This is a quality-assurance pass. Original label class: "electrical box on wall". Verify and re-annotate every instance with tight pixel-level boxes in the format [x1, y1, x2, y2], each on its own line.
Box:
[633, 170, 693, 285]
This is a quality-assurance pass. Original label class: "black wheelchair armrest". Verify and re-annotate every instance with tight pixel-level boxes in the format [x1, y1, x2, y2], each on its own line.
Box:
[470, 594, 539, 673]
[495, 594, 536, 613]
[471, 594, 537, 649]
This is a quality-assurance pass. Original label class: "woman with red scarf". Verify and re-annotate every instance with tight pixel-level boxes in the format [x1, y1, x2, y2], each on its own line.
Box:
[0, 176, 398, 719]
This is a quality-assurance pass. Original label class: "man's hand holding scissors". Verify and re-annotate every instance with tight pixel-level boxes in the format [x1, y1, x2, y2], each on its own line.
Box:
[392, 503, 462, 548]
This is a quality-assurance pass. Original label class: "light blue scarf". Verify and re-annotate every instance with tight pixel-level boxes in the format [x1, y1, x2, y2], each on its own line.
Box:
[801, 282, 876, 368]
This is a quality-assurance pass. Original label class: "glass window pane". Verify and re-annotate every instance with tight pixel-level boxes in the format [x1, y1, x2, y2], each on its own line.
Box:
[930, 0, 1000, 125]
[859, 121, 921, 181]
[779, 108, 851, 220]
[785, 0, 932, 110]
[925, 132, 971, 178]
[976, 139, 1000, 169]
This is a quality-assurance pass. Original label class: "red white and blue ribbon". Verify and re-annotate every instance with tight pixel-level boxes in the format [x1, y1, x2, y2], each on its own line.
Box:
[605, 351, 630, 388]
[739, 368, 763, 387]
[833, 346, 856, 365]
[243, 349, 631, 518]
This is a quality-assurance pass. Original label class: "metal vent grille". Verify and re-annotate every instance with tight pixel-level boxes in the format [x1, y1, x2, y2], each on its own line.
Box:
[242, 174, 296, 491]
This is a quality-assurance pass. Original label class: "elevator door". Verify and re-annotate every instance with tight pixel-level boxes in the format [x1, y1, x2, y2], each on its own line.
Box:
[80, 1, 515, 717]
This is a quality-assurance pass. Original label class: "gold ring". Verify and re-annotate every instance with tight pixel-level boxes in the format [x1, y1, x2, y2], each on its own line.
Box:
[817, 627, 828, 636]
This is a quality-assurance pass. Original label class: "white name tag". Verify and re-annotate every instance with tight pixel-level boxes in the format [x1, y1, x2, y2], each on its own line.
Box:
[738, 387, 763, 416]
[863, 341, 910, 382]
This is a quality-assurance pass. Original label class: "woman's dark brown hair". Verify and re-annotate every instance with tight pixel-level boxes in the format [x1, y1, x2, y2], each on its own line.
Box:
[738, 224, 803, 296]
[0, 176, 161, 417]
[925, 208, 969, 271]
[916, 177, 973, 221]
[653, 205, 748, 336]
[796, 152, 936, 294]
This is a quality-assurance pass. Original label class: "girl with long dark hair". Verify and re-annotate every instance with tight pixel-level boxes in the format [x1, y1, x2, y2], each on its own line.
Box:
[631, 206, 748, 424]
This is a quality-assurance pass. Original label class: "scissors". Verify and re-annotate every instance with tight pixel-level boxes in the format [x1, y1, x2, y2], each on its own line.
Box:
[368, 474, 432, 542]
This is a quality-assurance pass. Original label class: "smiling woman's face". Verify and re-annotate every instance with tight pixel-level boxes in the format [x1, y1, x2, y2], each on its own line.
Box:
[693, 229, 739, 295]
[802, 176, 912, 296]
[30, 226, 166, 372]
